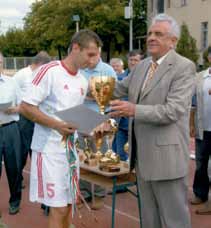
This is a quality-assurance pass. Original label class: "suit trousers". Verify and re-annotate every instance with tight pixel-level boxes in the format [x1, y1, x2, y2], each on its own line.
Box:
[193, 131, 211, 201]
[136, 169, 191, 228]
[0, 122, 22, 207]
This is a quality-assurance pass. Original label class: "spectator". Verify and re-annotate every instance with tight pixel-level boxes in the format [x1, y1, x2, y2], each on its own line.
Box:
[190, 46, 211, 215]
[110, 58, 124, 75]
[112, 50, 143, 161]
[0, 51, 22, 215]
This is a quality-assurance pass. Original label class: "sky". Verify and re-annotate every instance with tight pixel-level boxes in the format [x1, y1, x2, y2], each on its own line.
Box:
[0, 0, 36, 34]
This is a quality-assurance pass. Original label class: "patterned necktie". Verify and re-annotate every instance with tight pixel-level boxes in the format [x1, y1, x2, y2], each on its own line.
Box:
[142, 61, 158, 92]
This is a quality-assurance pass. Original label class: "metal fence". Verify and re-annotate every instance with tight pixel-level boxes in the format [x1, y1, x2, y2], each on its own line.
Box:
[3, 56, 59, 71]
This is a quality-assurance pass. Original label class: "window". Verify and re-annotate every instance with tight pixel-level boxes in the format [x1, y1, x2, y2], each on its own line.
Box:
[201, 22, 208, 49]
[181, 0, 187, 6]
[157, 0, 164, 13]
[167, 0, 171, 8]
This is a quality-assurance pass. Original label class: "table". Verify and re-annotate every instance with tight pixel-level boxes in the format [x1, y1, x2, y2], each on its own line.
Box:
[80, 161, 141, 228]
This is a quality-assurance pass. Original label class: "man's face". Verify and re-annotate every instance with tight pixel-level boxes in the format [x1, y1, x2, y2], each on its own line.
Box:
[128, 55, 141, 71]
[147, 21, 177, 60]
[111, 62, 124, 74]
[73, 42, 100, 69]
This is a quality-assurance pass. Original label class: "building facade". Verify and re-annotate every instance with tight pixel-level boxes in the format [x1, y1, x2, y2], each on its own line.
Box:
[148, 0, 211, 63]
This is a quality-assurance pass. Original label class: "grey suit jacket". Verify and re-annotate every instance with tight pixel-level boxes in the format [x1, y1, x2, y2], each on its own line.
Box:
[114, 50, 196, 181]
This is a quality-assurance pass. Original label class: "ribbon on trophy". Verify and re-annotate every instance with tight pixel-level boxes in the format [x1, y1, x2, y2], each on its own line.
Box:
[65, 134, 80, 217]
[65, 134, 99, 225]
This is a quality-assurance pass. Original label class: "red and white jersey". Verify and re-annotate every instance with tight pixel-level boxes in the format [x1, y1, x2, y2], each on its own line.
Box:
[23, 60, 88, 154]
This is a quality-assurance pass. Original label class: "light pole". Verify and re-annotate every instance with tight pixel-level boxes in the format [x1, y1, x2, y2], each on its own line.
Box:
[72, 15, 80, 32]
[124, 0, 133, 51]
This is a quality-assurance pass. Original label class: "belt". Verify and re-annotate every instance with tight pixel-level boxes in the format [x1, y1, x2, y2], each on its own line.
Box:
[0, 121, 16, 128]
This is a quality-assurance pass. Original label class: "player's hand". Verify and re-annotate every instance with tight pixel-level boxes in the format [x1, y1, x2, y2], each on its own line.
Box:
[55, 121, 77, 136]
[109, 100, 135, 117]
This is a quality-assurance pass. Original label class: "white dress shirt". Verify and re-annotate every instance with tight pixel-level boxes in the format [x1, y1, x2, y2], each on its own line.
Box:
[0, 73, 20, 124]
[202, 68, 211, 131]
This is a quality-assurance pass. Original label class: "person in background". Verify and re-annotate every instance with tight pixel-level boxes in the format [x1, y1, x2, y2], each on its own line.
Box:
[79, 49, 117, 209]
[0, 51, 22, 215]
[14, 51, 51, 179]
[110, 58, 124, 75]
[14, 51, 51, 215]
[190, 47, 211, 215]
[112, 50, 143, 161]
[19, 29, 102, 228]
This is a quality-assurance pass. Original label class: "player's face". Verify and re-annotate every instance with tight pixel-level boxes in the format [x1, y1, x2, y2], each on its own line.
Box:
[78, 42, 100, 69]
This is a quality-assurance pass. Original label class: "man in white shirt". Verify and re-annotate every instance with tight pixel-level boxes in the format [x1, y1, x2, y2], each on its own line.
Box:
[0, 52, 22, 215]
[14, 51, 51, 180]
[20, 29, 102, 228]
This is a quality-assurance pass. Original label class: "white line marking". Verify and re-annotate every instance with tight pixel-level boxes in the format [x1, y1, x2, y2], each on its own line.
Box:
[104, 204, 140, 223]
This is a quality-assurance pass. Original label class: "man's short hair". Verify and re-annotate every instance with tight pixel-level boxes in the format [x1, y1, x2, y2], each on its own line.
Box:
[32, 51, 51, 65]
[110, 58, 124, 66]
[151, 14, 180, 39]
[128, 49, 143, 59]
[68, 29, 103, 53]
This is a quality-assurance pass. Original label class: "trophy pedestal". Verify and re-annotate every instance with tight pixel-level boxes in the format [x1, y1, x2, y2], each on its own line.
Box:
[99, 163, 121, 172]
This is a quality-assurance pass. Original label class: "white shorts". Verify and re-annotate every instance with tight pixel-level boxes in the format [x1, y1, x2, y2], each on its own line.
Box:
[30, 151, 79, 207]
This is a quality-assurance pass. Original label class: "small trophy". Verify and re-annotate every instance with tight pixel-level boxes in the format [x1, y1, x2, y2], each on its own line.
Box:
[90, 76, 120, 168]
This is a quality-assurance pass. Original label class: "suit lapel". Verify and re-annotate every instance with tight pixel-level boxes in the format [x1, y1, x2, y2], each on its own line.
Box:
[134, 60, 151, 103]
[140, 50, 175, 101]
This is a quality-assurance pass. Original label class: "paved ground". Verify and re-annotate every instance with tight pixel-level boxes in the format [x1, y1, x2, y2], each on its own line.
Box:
[0, 141, 211, 228]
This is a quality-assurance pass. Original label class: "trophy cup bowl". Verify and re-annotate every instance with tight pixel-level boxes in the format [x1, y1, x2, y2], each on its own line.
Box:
[90, 76, 120, 169]
[90, 76, 115, 114]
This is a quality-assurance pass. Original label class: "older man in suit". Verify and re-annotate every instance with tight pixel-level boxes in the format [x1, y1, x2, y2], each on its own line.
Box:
[109, 14, 196, 228]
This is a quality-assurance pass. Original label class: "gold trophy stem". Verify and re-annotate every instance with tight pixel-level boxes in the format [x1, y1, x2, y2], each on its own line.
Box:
[99, 105, 105, 115]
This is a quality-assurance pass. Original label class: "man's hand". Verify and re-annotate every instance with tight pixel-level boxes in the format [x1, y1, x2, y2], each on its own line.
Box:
[4, 106, 20, 115]
[109, 100, 136, 118]
[54, 121, 77, 136]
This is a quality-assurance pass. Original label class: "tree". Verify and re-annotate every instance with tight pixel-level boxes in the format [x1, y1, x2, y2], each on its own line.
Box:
[0, 0, 147, 57]
[0, 28, 33, 56]
[176, 23, 199, 64]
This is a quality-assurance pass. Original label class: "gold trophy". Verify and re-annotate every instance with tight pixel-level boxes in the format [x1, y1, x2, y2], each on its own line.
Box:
[90, 76, 120, 169]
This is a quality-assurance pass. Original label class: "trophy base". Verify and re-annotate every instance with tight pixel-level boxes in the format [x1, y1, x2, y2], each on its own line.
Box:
[99, 156, 120, 165]
[99, 164, 121, 172]
[84, 158, 98, 167]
